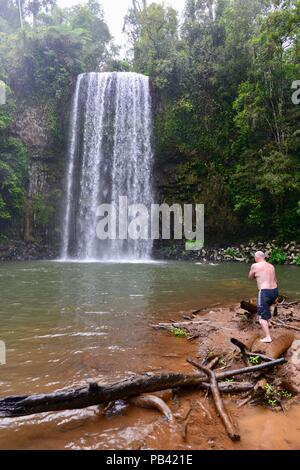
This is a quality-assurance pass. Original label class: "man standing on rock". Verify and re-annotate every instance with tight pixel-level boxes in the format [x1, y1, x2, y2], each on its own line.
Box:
[248, 251, 279, 343]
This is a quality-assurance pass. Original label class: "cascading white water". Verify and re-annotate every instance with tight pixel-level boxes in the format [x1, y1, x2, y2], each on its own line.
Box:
[61, 72, 154, 261]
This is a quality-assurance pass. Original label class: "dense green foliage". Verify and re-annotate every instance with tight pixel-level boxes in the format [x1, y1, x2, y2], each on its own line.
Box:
[0, 0, 299, 244]
[0, 0, 112, 238]
[126, 0, 300, 242]
[0, 84, 28, 234]
[269, 248, 288, 264]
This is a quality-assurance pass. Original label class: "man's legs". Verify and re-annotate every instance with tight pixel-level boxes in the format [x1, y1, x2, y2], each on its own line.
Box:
[259, 318, 272, 343]
[258, 290, 272, 343]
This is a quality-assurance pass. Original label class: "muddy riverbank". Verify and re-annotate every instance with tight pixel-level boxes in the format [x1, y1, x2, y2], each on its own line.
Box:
[142, 300, 300, 450]
[1, 299, 300, 450]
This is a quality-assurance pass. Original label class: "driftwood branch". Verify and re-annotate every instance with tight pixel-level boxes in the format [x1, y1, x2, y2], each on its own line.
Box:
[288, 316, 300, 322]
[206, 356, 220, 370]
[197, 400, 213, 420]
[271, 319, 300, 332]
[282, 301, 299, 308]
[152, 320, 210, 330]
[193, 363, 240, 441]
[187, 357, 285, 381]
[231, 338, 249, 365]
[199, 382, 255, 393]
[237, 395, 253, 409]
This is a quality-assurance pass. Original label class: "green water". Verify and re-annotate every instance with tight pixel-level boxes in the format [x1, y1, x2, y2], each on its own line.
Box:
[0, 261, 299, 392]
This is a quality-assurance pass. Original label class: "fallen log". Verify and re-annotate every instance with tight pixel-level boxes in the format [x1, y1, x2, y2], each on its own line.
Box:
[0, 373, 208, 418]
[192, 363, 240, 441]
[0, 372, 252, 419]
[0, 374, 255, 418]
[240, 301, 257, 315]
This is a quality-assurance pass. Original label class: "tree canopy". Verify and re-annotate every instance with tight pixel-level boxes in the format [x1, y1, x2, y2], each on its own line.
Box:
[127, 0, 300, 241]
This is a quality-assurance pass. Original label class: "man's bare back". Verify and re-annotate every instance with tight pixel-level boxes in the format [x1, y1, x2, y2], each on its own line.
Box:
[248, 251, 279, 344]
[249, 260, 278, 290]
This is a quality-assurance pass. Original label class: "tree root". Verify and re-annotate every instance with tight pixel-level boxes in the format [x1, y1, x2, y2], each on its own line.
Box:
[190, 361, 240, 441]
[129, 394, 174, 424]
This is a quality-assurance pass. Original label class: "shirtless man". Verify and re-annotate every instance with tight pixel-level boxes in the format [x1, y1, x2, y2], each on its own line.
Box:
[248, 251, 279, 343]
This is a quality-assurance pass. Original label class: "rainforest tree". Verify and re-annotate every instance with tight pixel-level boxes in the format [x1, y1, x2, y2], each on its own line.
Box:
[125, 0, 300, 242]
[0, 0, 112, 238]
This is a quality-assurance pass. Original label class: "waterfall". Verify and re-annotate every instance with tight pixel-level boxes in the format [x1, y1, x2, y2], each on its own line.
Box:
[61, 72, 154, 261]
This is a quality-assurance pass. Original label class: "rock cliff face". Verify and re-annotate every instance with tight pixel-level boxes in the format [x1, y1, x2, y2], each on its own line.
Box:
[5, 86, 299, 263]
[0, 240, 58, 261]
[12, 100, 67, 249]
[14, 104, 51, 151]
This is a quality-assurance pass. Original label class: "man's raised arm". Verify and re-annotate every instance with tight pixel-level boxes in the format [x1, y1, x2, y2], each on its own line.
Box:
[248, 264, 256, 280]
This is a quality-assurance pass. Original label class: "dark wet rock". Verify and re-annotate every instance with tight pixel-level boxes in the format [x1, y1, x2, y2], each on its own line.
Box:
[0, 240, 59, 262]
[153, 241, 300, 265]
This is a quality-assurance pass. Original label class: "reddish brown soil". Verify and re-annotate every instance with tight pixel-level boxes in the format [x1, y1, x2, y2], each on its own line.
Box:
[1, 302, 299, 450]
[139, 302, 300, 450]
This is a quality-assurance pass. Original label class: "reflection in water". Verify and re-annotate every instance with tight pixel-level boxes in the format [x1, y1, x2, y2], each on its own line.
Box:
[0, 261, 300, 449]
